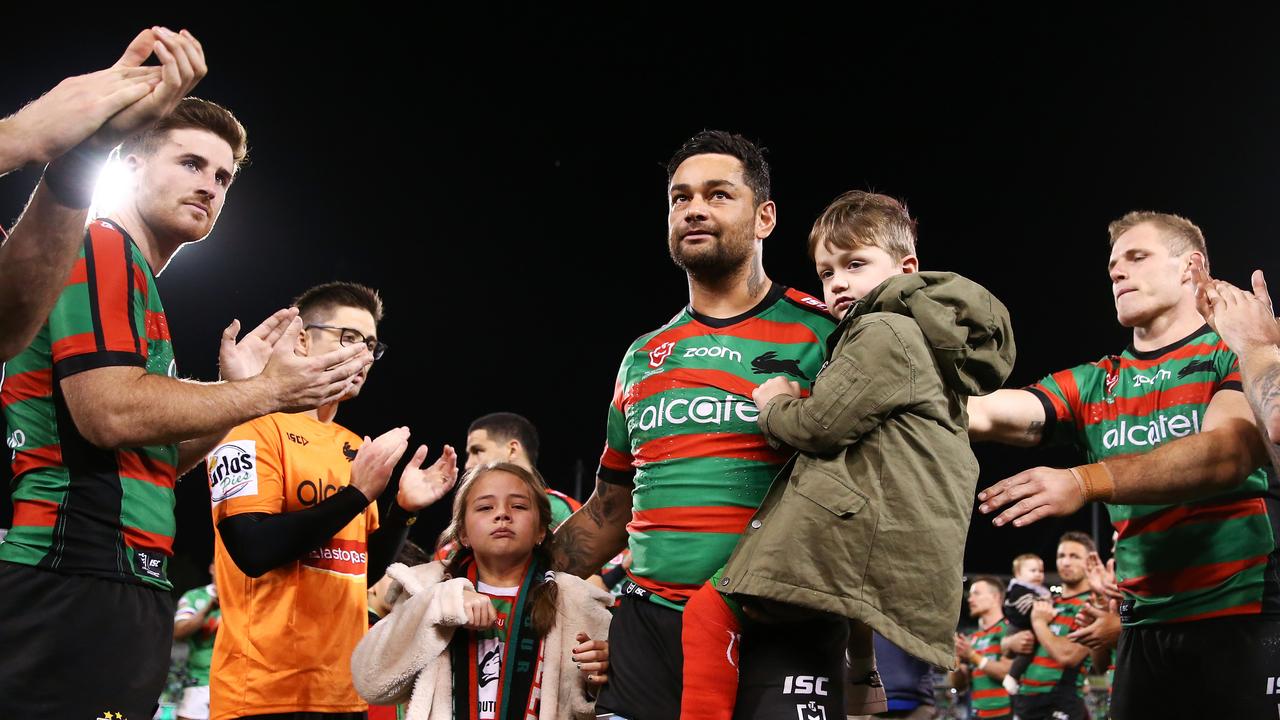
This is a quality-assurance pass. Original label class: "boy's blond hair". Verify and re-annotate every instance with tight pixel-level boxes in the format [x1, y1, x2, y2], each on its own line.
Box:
[1012, 553, 1043, 577]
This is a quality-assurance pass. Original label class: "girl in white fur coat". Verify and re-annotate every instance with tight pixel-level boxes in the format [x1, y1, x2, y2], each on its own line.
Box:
[351, 462, 613, 720]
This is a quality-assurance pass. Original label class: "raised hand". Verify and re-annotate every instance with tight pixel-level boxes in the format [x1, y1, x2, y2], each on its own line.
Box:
[256, 316, 371, 413]
[6, 61, 160, 167]
[397, 444, 458, 512]
[349, 427, 411, 502]
[218, 308, 299, 381]
[97, 27, 207, 147]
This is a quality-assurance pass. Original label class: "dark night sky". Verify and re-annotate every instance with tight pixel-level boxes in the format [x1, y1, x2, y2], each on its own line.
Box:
[4, 7, 1280, 592]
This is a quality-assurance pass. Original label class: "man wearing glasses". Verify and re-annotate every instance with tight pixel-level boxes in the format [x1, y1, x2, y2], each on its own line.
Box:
[207, 281, 460, 720]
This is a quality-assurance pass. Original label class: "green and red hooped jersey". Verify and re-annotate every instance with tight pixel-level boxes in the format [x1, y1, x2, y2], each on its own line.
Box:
[1028, 325, 1279, 626]
[1019, 592, 1090, 697]
[969, 617, 1011, 717]
[0, 219, 178, 590]
[547, 488, 581, 529]
[597, 284, 835, 609]
[175, 584, 220, 686]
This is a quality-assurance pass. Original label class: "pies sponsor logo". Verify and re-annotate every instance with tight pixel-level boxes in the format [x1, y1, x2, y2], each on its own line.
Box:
[209, 441, 258, 504]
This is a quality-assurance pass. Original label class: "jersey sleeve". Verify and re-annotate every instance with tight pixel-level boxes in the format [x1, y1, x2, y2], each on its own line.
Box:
[598, 354, 636, 486]
[1214, 343, 1244, 393]
[175, 588, 204, 620]
[210, 416, 286, 521]
[49, 224, 148, 379]
[1025, 363, 1090, 448]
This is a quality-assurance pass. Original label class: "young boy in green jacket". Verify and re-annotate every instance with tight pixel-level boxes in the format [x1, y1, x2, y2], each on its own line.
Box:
[679, 191, 1016, 719]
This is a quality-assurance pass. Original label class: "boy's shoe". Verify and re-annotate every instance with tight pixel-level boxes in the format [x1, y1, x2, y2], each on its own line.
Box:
[1003, 674, 1020, 695]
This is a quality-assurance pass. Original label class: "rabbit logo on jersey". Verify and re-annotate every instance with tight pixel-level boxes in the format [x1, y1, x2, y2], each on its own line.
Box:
[208, 441, 258, 504]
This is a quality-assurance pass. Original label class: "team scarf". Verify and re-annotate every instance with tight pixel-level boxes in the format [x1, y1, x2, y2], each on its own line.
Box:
[449, 554, 546, 720]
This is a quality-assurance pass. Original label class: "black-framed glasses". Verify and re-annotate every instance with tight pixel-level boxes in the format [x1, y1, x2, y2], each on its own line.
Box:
[305, 323, 387, 360]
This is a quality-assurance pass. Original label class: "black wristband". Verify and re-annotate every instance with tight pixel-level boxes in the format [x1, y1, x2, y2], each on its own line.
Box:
[42, 143, 110, 209]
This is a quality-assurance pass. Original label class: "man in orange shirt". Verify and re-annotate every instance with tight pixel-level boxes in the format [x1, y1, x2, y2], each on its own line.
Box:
[208, 281, 459, 720]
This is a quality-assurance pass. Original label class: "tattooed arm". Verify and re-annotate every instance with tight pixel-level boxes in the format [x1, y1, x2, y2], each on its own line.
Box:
[967, 389, 1047, 447]
[551, 478, 632, 579]
[1245, 358, 1280, 471]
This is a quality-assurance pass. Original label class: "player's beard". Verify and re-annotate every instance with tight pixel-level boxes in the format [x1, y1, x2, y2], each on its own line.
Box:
[668, 214, 756, 282]
[1059, 567, 1086, 586]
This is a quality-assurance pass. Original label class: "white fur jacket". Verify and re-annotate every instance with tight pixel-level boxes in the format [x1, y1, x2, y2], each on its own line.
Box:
[351, 561, 613, 720]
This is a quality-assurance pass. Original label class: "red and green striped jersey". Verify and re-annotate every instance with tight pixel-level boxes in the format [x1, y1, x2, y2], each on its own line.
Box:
[547, 488, 581, 530]
[968, 617, 1011, 717]
[598, 284, 834, 609]
[175, 584, 220, 686]
[1019, 592, 1089, 697]
[1028, 325, 1278, 626]
[0, 219, 178, 590]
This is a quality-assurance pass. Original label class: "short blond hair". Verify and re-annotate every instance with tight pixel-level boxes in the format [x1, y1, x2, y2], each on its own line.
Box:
[1108, 211, 1208, 271]
[1012, 553, 1042, 577]
[808, 191, 917, 262]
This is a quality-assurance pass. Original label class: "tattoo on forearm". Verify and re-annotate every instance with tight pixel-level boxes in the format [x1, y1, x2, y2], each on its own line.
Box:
[1249, 365, 1280, 428]
[551, 479, 632, 577]
[550, 525, 597, 577]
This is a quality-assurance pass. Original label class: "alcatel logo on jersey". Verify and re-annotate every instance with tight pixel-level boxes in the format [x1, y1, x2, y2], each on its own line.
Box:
[649, 341, 676, 368]
[635, 395, 759, 431]
[208, 441, 259, 505]
[1101, 410, 1202, 450]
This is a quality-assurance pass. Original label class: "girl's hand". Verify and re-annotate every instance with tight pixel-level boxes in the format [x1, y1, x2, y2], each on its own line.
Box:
[572, 631, 609, 686]
[461, 589, 496, 630]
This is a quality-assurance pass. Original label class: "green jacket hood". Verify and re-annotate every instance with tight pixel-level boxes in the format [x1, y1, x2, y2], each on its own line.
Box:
[844, 271, 1016, 396]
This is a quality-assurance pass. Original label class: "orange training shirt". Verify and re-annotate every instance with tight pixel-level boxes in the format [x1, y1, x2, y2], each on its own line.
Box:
[207, 412, 379, 720]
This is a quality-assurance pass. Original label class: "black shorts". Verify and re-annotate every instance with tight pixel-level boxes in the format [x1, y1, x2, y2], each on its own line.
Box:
[1010, 691, 1086, 720]
[594, 594, 848, 720]
[0, 561, 174, 720]
[1111, 615, 1280, 720]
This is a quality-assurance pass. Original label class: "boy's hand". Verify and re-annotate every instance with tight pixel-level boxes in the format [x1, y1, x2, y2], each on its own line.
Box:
[752, 376, 801, 411]
[1030, 598, 1056, 625]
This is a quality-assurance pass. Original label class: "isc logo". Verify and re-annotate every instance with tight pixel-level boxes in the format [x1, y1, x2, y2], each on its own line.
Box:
[783, 675, 829, 696]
